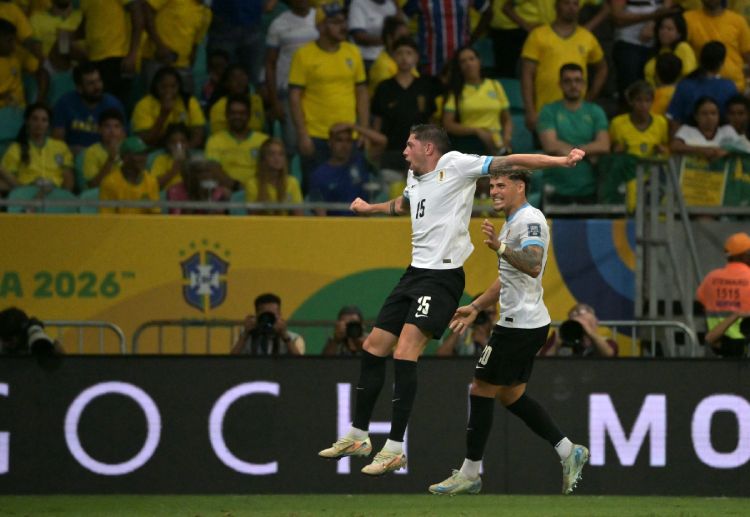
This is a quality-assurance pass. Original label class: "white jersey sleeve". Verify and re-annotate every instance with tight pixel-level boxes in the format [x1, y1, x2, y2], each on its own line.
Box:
[440, 151, 492, 181]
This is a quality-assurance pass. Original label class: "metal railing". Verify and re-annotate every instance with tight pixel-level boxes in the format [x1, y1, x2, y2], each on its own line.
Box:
[43, 320, 127, 354]
[551, 319, 700, 357]
[131, 318, 339, 354]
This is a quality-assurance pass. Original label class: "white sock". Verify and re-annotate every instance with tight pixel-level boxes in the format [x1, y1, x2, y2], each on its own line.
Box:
[459, 458, 481, 480]
[383, 439, 403, 454]
[347, 426, 368, 441]
[555, 437, 573, 460]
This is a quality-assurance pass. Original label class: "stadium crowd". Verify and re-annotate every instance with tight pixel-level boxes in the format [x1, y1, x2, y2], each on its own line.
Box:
[0, 0, 748, 213]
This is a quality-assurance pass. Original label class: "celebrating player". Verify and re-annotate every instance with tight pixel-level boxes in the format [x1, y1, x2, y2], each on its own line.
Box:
[317, 124, 584, 476]
[429, 162, 589, 495]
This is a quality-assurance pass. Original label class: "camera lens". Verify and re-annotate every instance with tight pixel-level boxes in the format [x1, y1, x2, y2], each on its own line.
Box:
[345, 321, 363, 339]
[256, 312, 277, 334]
[559, 320, 584, 347]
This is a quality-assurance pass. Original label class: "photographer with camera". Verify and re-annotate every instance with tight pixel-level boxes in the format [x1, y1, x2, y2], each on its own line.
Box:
[696, 232, 750, 358]
[231, 293, 305, 356]
[0, 307, 64, 356]
[540, 303, 618, 357]
[322, 305, 368, 356]
[436, 296, 497, 357]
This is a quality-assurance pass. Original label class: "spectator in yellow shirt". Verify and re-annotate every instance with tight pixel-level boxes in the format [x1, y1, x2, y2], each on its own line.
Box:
[651, 52, 681, 116]
[208, 63, 265, 135]
[289, 2, 369, 186]
[0, 102, 73, 192]
[81, 107, 126, 189]
[141, 0, 211, 94]
[29, 0, 82, 76]
[684, 0, 750, 92]
[643, 13, 696, 86]
[99, 136, 160, 214]
[520, 0, 607, 132]
[205, 94, 270, 190]
[246, 137, 304, 216]
[442, 45, 512, 155]
[0, 18, 25, 107]
[79, 0, 143, 103]
[132, 65, 206, 149]
[149, 122, 191, 190]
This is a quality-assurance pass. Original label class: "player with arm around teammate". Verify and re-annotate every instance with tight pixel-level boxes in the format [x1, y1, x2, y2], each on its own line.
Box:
[317, 123, 585, 476]
[429, 164, 589, 496]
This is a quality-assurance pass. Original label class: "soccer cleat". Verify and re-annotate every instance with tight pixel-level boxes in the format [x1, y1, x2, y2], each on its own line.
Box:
[360, 449, 407, 476]
[318, 436, 372, 459]
[561, 444, 589, 494]
[429, 469, 482, 495]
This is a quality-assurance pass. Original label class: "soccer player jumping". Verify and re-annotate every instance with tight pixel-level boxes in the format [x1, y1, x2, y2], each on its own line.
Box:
[429, 165, 589, 496]
[318, 124, 585, 477]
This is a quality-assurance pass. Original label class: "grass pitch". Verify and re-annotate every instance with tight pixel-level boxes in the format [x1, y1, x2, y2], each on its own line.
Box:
[0, 495, 748, 517]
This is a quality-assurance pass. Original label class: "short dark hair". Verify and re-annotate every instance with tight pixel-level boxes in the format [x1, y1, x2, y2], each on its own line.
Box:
[73, 61, 100, 86]
[489, 167, 532, 193]
[392, 36, 418, 53]
[625, 80, 654, 103]
[226, 93, 250, 114]
[98, 108, 125, 126]
[700, 41, 726, 73]
[254, 293, 281, 311]
[0, 18, 17, 36]
[726, 93, 750, 111]
[655, 53, 682, 85]
[337, 305, 362, 320]
[163, 122, 189, 142]
[409, 124, 451, 154]
[559, 62, 584, 78]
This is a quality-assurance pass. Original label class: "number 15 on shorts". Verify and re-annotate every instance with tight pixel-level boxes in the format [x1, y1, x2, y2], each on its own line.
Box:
[416, 296, 431, 318]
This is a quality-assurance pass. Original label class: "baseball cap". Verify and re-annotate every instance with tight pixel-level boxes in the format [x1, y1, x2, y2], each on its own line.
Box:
[315, 2, 345, 24]
[724, 232, 750, 257]
[119, 136, 149, 155]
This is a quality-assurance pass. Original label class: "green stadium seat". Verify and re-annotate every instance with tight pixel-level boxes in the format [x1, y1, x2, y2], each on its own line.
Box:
[229, 189, 247, 215]
[78, 187, 99, 214]
[499, 78, 524, 113]
[510, 113, 536, 154]
[290, 153, 303, 184]
[0, 106, 24, 151]
[47, 70, 76, 106]
[74, 151, 87, 192]
[8, 185, 77, 214]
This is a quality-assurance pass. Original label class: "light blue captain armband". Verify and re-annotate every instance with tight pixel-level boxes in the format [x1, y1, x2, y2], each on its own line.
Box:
[521, 239, 545, 249]
[481, 156, 493, 175]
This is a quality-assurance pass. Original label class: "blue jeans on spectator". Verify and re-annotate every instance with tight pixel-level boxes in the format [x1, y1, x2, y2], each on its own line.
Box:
[613, 40, 650, 102]
[207, 17, 265, 85]
[300, 137, 331, 195]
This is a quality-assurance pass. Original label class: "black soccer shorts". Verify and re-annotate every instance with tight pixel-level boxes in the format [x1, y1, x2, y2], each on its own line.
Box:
[473, 324, 551, 385]
[374, 265, 465, 339]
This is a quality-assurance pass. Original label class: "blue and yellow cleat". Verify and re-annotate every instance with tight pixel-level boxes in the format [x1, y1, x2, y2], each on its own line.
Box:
[561, 444, 589, 494]
[429, 470, 482, 495]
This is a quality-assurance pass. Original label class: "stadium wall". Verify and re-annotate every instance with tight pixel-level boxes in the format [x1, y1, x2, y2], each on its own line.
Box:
[0, 215, 637, 354]
[1, 356, 749, 495]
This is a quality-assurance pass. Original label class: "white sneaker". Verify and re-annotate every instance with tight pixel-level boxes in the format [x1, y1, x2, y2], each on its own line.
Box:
[360, 449, 407, 476]
[429, 470, 482, 495]
[561, 444, 589, 494]
[318, 436, 372, 459]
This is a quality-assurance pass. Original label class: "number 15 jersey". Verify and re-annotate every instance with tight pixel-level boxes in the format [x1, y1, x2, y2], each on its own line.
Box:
[404, 151, 491, 270]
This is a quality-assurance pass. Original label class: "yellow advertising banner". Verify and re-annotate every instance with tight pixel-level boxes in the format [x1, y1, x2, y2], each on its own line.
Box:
[678, 156, 728, 206]
[0, 215, 633, 355]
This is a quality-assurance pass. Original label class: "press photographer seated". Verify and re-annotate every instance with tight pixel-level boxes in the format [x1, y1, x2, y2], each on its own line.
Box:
[0, 307, 64, 356]
[231, 293, 305, 356]
[540, 303, 618, 357]
[321, 305, 367, 356]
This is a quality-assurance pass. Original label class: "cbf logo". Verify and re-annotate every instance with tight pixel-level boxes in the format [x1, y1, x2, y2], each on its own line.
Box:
[179, 240, 230, 313]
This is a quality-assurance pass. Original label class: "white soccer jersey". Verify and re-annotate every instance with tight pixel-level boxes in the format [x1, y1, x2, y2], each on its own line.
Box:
[404, 151, 491, 269]
[496, 203, 551, 328]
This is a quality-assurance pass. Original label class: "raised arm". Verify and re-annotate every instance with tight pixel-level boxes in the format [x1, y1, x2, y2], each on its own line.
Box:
[481, 219, 543, 278]
[488, 148, 585, 173]
[350, 195, 410, 216]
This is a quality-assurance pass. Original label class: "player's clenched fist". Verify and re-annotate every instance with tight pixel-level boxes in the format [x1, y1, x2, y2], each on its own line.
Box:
[350, 197, 372, 214]
[564, 148, 586, 167]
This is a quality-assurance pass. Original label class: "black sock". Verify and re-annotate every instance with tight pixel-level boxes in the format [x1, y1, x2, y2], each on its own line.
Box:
[352, 350, 387, 431]
[505, 394, 564, 446]
[466, 395, 495, 461]
[388, 359, 418, 441]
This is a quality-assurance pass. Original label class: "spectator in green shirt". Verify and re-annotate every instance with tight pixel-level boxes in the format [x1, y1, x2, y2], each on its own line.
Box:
[537, 63, 610, 205]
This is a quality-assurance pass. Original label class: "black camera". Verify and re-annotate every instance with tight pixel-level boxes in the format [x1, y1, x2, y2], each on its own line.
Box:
[255, 311, 277, 335]
[474, 310, 489, 326]
[345, 320, 363, 339]
[559, 320, 585, 349]
[0, 307, 56, 356]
